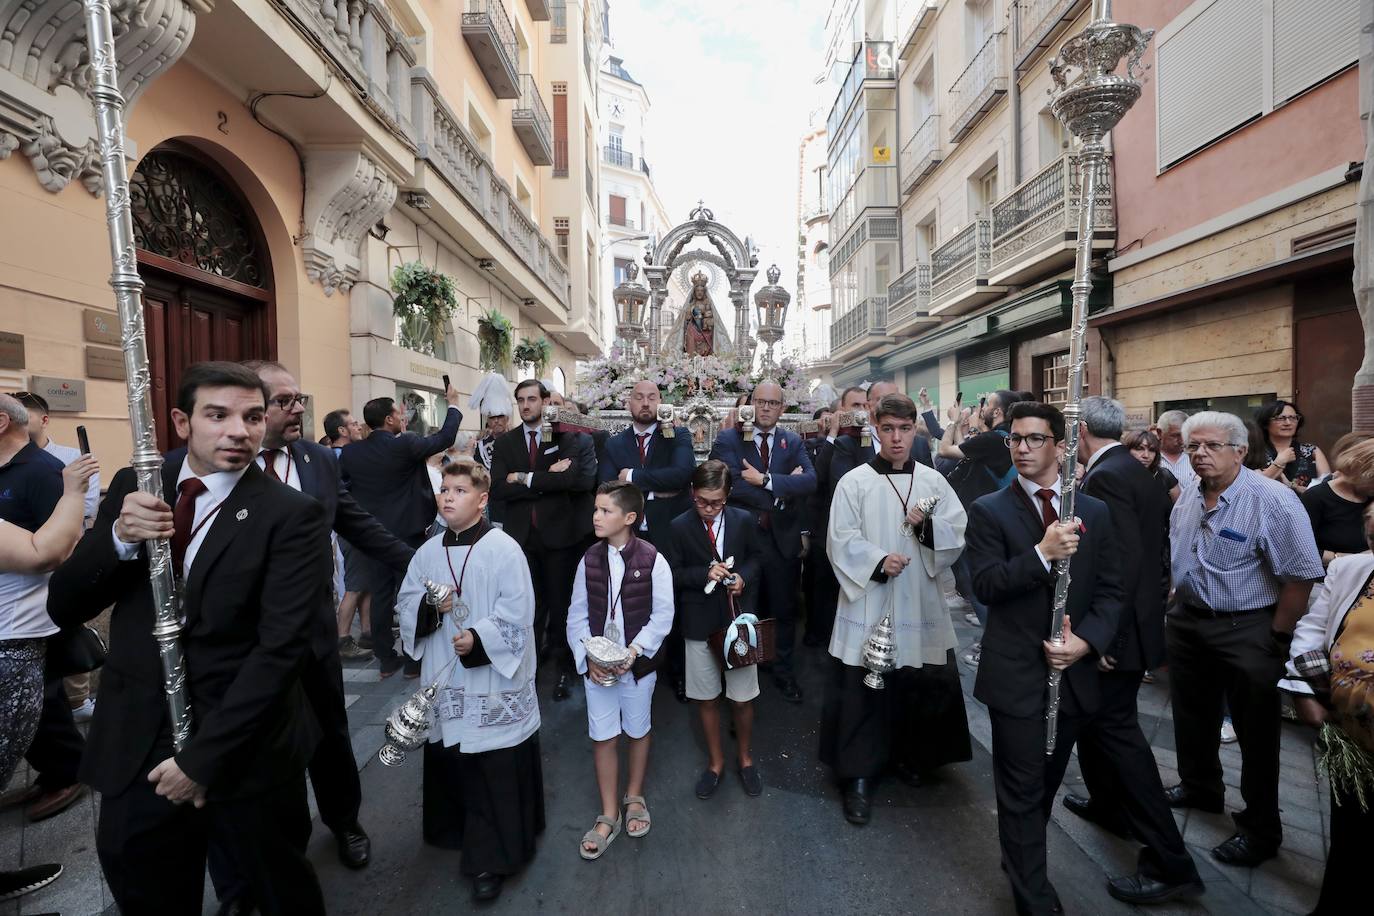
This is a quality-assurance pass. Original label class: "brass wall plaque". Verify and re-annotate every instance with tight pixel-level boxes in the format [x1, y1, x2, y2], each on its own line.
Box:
[86, 346, 127, 380]
[28, 375, 86, 412]
[82, 309, 122, 346]
[0, 332, 23, 369]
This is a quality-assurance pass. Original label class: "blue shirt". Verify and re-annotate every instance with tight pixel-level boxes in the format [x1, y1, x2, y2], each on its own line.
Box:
[0, 441, 64, 532]
[1170, 466, 1323, 612]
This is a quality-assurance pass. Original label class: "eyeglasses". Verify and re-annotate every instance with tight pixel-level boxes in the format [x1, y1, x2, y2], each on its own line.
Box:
[693, 496, 727, 509]
[1005, 433, 1055, 450]
[269, 394, 310, 410]
[1184, 441, 1238, 454]
[1274, 413, 1302, 423]
[753, 399, 783, 409]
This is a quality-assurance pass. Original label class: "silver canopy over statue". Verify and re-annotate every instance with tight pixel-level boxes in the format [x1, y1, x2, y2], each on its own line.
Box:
[682, 270, 716, 356]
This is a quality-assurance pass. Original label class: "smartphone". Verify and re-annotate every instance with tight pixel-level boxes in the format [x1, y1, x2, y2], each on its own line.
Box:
[77, 425, 91, 456]
[441, 374, 451, 391]
[979, 396, 987, 408]
[956, 391, 963, 404]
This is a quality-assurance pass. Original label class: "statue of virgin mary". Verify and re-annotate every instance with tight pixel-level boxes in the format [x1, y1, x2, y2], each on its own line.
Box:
[681, 270, 715, 357]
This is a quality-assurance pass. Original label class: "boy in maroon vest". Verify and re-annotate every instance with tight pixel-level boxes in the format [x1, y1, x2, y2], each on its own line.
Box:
[566, 481, 674, 860]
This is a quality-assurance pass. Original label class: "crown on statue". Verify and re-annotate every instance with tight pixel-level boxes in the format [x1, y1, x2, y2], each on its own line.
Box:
[690, 270, 708, 287]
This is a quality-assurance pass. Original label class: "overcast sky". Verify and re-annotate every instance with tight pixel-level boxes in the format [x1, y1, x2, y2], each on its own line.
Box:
[605, 0, 831, 307]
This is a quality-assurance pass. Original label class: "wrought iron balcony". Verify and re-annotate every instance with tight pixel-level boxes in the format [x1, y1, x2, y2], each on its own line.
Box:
[887, 263, 931, 327]
[899, 114, 942, 195]
[897, 1, 939, 61]
[1014, 0, 1090, 70]
[948, 32, 1007, 143]
[829, 296, 889, 358]
[462, 0, 520, 99]
[801, 201, 829, 225]
[931, 218, 1003, 315]
[989, 152, 1114, 286]
[603, 146, 634, 169]
[513, 75, 552, 165]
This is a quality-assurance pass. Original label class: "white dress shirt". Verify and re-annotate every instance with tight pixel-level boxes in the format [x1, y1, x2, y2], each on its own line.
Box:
[1017, 475, 1062, 572]
[113, 462, 249, 577]
[1083, 440, 1120, 477]
[256, 445, 302, 492]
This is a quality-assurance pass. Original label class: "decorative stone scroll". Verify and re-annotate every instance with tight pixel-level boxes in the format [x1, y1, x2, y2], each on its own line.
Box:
[302, 147, 399, 295]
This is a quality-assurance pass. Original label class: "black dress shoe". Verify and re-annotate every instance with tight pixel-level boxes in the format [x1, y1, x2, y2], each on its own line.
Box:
[1107, 872, 1205, 904]
[552, 673, 571, 701]
[738, 765, 763, 797]
[1211, 832, 1277, 867]
[695, 769, 722, 799]
[471, 872, 504, 902]
[842, 778, 871, 825]
[335, 823, 371, 869]
[774, 676, 804, 704]
[673, 677, 688, 704]
[1062, 793, 1135, 840]
[1163, 784, 1224, 813]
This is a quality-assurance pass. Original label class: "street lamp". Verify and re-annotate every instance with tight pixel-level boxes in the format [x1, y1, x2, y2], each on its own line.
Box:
[612, 261, 650, 361]
[753, 264, 791, 371]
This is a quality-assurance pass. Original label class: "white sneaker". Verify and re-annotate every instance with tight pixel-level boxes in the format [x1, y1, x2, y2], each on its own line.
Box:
[71, 698, 95, 724]
[963, 612, 982, 627]
[1220, 717, 1237, 744]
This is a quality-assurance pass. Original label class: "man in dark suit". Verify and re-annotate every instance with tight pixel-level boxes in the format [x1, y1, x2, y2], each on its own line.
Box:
[489, 379, 597, 701]
[47, 361, 328, 915]
[1060, 397, 1201, 903]
[968, 401, 1199, 913]
[827, 381, 933, 497]
[339, 387, 462, 678]
[599, 379, 695, 699]
[709, 380, 816, 702]
[802, 405, 838, 648]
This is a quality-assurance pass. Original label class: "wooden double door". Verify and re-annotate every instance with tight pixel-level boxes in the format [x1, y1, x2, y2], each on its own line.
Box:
[141, 266, 273, 451]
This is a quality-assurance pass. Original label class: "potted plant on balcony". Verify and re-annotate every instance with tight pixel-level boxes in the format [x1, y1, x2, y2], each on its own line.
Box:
[513, 336, 553, 379]
[391, 261, 458, 357]
[477, 308, 514, 375]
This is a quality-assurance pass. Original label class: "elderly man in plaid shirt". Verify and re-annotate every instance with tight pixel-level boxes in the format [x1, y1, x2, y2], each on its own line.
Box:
[1163, 411, 1324, 869]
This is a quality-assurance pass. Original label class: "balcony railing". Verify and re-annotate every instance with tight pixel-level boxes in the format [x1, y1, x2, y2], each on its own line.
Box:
[603, 146, 634, 169]
[830, 296, 889, 355]
[1014, 0, 1089, 70]
[949, 32, 1007, 143]
[551, 0, 567, 42]
[461, 0, 520, 98]
[989, 152, 1114, 283]
[931, 218, 994, 312]
[801, 201, 829, 224]
[826, 40, 898, 138]
[887, 263, 931, 325]
[897, 0, 939, 60]
[411, 72, 569, 308]
[899, 114, 942, 195]
[608, 214, 636, 229]
[513, 74, 552, 165]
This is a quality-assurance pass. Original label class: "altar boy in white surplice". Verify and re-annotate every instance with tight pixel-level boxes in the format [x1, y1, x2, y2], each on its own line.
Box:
[398, 461, 544, 903]
[822, 393, 973, 827]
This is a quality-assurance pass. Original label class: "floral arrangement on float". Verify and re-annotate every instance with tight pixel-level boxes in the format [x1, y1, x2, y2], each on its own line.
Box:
[577, 349, 815, 412]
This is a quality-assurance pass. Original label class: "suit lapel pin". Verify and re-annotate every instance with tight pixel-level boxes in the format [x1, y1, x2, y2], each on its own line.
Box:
[303, 453, 311, 464]
[236, 509, 248, 521]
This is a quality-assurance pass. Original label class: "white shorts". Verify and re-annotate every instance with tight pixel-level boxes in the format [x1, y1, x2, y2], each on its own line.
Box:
[684, 639, 760, 703]
[583, 670, 657, 741]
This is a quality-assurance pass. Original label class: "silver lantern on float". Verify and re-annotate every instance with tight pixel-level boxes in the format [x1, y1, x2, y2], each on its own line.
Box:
[752, 264, 791, 372]
[612, 262, 650, 363]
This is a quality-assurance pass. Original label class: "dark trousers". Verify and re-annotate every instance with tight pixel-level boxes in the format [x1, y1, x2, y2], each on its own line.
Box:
[952, 551, 990, 626]
[757, 536, 800, 678]
[1077, 670, 1199, 884]
[23, 673, 84, 790]
[803, 533, 838, 642]
[1166, 608, 1285, 847]
[99, 770, 323, 916]
[1314, 775, 1374, 914]
[526, 538, 580, 675]
[990, 708, 1083, 916]
[367, 536, 424, 668]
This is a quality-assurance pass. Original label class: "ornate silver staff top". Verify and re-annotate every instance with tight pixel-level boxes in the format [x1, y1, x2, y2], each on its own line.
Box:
[1043, 2, 1153, 755]
[80, 0, 192, 750]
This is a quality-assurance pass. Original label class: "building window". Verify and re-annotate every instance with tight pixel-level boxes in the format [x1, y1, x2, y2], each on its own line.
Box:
[1037, 352, 1071, 409]
[609, 194, 627, 227]
[552, 83, 569, 177]
[551, 0, 567, 42]
[555, 217, 570, 264]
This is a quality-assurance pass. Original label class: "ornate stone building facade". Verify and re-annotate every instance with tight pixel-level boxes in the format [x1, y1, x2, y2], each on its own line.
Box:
[0, 0, 601, 452]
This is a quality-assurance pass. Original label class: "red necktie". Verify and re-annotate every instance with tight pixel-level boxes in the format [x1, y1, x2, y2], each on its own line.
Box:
[636, 433, 650, 465]
[528, 430, 539, 470]
[703, 516, 720, 560]
[758, 431, 770, 470]
[259, 449, 280, 481]
[1036, 488, 1059, 531]
[171, 477, 208, 573]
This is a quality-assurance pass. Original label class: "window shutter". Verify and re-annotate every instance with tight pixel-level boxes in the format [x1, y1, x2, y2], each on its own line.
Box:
[1157, 0, 1264, 169]
[1272, 0, 1359, 106]
[609, 194, 626, 225]
[552, 84, 568, 174]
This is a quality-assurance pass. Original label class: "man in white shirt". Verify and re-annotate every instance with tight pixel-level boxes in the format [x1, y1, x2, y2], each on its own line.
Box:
[1153, 410, 1197, 491]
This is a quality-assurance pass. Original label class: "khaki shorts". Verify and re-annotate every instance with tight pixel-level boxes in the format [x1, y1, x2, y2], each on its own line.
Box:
[684, 638, 760, 703]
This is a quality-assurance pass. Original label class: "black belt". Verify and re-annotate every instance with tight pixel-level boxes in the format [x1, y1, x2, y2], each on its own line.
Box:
[1179, 603, 1271, 619]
